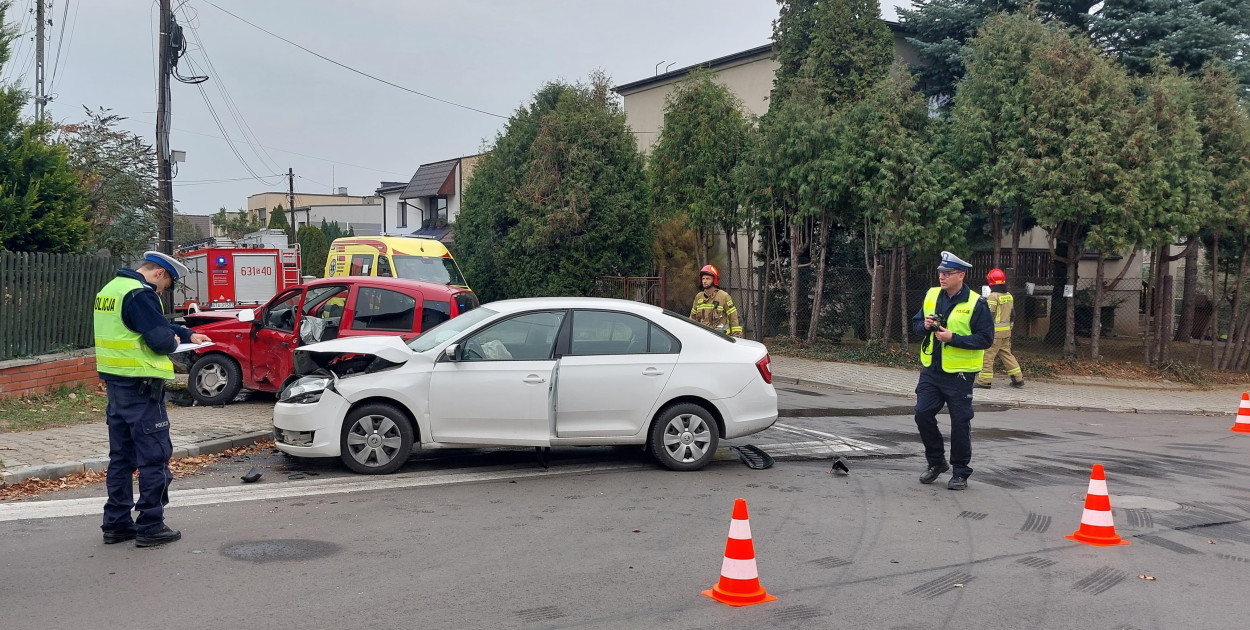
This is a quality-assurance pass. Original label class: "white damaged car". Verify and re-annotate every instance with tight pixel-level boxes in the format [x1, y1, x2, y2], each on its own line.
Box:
[272, 297, 778, 474]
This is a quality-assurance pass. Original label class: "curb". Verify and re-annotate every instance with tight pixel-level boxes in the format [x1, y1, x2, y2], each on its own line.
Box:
[771, 373, 1231, 417]
[0, 430, 272, 487]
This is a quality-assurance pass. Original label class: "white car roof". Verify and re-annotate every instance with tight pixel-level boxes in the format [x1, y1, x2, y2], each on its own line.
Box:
[482, 297, 665, 315]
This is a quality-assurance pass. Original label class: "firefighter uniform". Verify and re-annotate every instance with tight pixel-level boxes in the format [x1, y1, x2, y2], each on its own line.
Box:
[977, 287, 1024, 387]
[910, 252, 994, 488]
[690, 288, 743, 337]
[95, 252, 196, 546]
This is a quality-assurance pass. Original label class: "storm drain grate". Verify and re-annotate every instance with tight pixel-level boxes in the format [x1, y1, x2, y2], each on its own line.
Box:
[808, 556, 852, 569]
[516, 606, 566, 623]
[1217, 553, 1249, 563]
[1123, 509, 1153, 529]
[773, 605, 829, 622]
[1072, 567, 1128, 595]
[905, 571, 974, 599]
[1016, 556, 1057, 569]
[1021, 513, 1051, 533]
[1137, 535, 1203, 555]
[958, 511, 988, 521]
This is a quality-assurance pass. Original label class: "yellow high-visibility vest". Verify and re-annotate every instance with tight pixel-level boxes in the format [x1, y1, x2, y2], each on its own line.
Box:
[921, 287, 985, 372]
[94, 277, 175, 379]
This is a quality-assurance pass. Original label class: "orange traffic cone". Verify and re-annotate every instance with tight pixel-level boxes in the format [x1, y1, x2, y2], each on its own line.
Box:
[1066, 464, 1130, 547]
[1231, 393, 1250, 433]
[703, 498, 778, 607]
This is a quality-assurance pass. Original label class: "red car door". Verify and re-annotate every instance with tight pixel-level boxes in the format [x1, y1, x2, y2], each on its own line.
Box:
[251, 287, 305, 390]
[340, 283, 422, 340]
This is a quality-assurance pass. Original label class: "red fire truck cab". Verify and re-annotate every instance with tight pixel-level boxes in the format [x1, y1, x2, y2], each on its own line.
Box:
[174, 230, 302, 313]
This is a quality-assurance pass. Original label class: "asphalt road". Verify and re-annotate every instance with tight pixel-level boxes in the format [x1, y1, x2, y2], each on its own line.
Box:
[2, 386, 1248, 629]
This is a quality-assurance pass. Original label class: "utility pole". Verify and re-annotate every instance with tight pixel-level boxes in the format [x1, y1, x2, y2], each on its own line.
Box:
[34, 0, 46, 119]
[288, 167, 296, 244]
[156, 0, 175, 256]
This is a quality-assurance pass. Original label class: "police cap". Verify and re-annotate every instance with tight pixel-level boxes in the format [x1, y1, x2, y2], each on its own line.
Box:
[142, 251, 190, 281]
[936, 250, 972, 273]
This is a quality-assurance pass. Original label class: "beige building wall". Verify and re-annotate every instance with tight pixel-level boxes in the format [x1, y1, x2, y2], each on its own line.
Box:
[617, 31, 919, 154]
[246, 192, 378, 223]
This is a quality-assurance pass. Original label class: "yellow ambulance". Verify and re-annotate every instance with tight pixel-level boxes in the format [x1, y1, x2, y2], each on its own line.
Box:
[324, 236, 469, 288]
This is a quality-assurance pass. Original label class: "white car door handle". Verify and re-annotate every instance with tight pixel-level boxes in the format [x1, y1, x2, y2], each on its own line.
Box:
[642, 367, 664, 376]
[523, 375, 547, 384]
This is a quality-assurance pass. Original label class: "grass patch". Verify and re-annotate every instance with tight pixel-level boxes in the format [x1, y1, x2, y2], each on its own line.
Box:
[766, 337, 918, 369]
[0, 385, 108, 433]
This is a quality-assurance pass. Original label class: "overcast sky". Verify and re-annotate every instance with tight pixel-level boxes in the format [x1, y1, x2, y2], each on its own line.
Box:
[4, 0, 907, 215]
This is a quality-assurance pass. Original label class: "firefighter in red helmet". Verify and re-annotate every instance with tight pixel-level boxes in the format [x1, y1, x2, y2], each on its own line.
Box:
[977, 268, 1024, 388]
[690, 264, 742, 337]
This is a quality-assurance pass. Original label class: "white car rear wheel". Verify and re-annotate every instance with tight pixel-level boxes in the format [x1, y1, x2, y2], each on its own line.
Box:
[649, 403, 719, 471]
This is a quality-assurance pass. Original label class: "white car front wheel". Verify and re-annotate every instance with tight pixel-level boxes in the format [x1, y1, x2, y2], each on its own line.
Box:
[339, 402, 414, 474]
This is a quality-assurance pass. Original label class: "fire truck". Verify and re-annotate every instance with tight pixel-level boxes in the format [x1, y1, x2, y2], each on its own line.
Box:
[174, 229, 303, 313]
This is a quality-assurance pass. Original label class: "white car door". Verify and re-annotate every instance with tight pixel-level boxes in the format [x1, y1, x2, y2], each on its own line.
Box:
[556, 310, 678, 438]
[428, 311, 565, 446]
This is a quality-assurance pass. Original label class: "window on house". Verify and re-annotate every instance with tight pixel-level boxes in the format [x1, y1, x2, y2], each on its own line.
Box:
[398, 201, 408, 228]
[427, 196, 448, 223]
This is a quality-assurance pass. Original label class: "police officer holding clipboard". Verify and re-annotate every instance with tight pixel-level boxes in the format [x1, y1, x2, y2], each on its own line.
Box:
[94, 251, 211, 546]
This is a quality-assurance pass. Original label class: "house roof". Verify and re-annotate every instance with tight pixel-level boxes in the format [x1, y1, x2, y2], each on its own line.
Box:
[613, 20, 908, 95]
[400, 159, 458, 200]
[412, 224, 453, 244]
[376, 181, 407, 194]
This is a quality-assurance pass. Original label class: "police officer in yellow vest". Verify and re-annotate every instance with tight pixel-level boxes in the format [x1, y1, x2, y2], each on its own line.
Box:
[95, 252, 211, 547]
[976, 268, 1025, 389]
[690, 264, 743, 337]
[910, 251, 994, 491]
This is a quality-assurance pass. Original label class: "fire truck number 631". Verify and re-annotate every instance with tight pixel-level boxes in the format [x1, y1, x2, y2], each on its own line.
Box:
[239, 266, 273, 277]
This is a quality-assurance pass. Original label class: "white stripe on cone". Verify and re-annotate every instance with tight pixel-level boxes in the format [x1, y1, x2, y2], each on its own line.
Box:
[728, 519, 752, 540]
[1087, 479, 1109, 496]
[1081, 508, 1115, 527]
[720, 557, 761, 580]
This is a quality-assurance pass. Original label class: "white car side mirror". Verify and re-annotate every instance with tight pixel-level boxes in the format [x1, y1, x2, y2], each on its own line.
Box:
[444, 343, 461, 362]
[238, 309, 256, 323]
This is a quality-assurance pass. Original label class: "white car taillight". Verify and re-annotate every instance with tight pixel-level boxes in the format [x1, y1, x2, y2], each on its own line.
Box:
[756, 354, 772, 384]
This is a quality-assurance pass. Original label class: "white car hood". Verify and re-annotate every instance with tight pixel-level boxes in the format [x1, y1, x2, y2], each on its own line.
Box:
[297, 335, 414, 364]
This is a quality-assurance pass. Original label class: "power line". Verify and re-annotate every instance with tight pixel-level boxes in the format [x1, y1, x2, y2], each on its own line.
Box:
[200, 0, 506, 119]
[190, 78, 282, 186]
[177, 5, 283, 175]
[132, 117, 407, 176]
[174, 173, 284, 186]
[49, 0, 67, 88]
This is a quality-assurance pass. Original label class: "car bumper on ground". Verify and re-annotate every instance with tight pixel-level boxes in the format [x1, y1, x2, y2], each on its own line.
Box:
[272, 389, 352, 457]
[719, 380, 779, 439]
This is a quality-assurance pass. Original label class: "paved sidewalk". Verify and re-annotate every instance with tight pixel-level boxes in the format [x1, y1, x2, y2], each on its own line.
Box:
[769, 355, 1249, 414]
[2, 356, 1246, 487]
[1, 402, 273, 486]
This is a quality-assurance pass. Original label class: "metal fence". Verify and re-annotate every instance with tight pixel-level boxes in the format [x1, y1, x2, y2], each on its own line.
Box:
[0, 251, 119, 361]
[708, 259, 1250, 372]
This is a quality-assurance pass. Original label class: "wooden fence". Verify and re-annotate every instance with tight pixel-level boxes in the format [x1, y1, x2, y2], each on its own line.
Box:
[0, 251, 119, 361]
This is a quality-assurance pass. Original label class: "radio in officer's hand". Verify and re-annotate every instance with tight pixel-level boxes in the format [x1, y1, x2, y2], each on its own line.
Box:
[926, 313, 946, 332]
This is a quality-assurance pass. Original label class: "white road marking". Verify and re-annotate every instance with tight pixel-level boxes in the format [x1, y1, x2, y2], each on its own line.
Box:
[0, 462, 648, 523]
[769, 423, 886, 451]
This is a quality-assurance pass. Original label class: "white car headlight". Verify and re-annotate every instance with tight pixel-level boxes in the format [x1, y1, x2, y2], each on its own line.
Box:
[280, 375, 330, 404]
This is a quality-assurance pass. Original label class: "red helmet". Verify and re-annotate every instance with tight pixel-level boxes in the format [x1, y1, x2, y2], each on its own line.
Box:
[986, 268, 1007, 286]
[699, 264, 719, 286]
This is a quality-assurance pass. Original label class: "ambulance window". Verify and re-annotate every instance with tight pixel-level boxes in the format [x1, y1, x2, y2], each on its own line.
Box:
[376, 256, 393, 278]
[349, 254, 374, 276]
[351, 288, 416, 332]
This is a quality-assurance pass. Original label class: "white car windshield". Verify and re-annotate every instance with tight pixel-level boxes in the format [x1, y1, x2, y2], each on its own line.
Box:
[407, 307, 498, 352]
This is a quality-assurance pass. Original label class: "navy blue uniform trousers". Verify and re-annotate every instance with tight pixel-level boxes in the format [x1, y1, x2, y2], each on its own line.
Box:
[102, 379, 174, 536]
[914, 368, 976, 477]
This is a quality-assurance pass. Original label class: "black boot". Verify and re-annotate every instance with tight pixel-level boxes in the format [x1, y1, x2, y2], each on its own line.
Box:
[135, 525, 182, 548]
[920, 463, 950, 484]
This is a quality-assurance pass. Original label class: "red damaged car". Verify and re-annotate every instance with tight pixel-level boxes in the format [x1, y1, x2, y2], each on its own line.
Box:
[178, 277, 479, 405]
